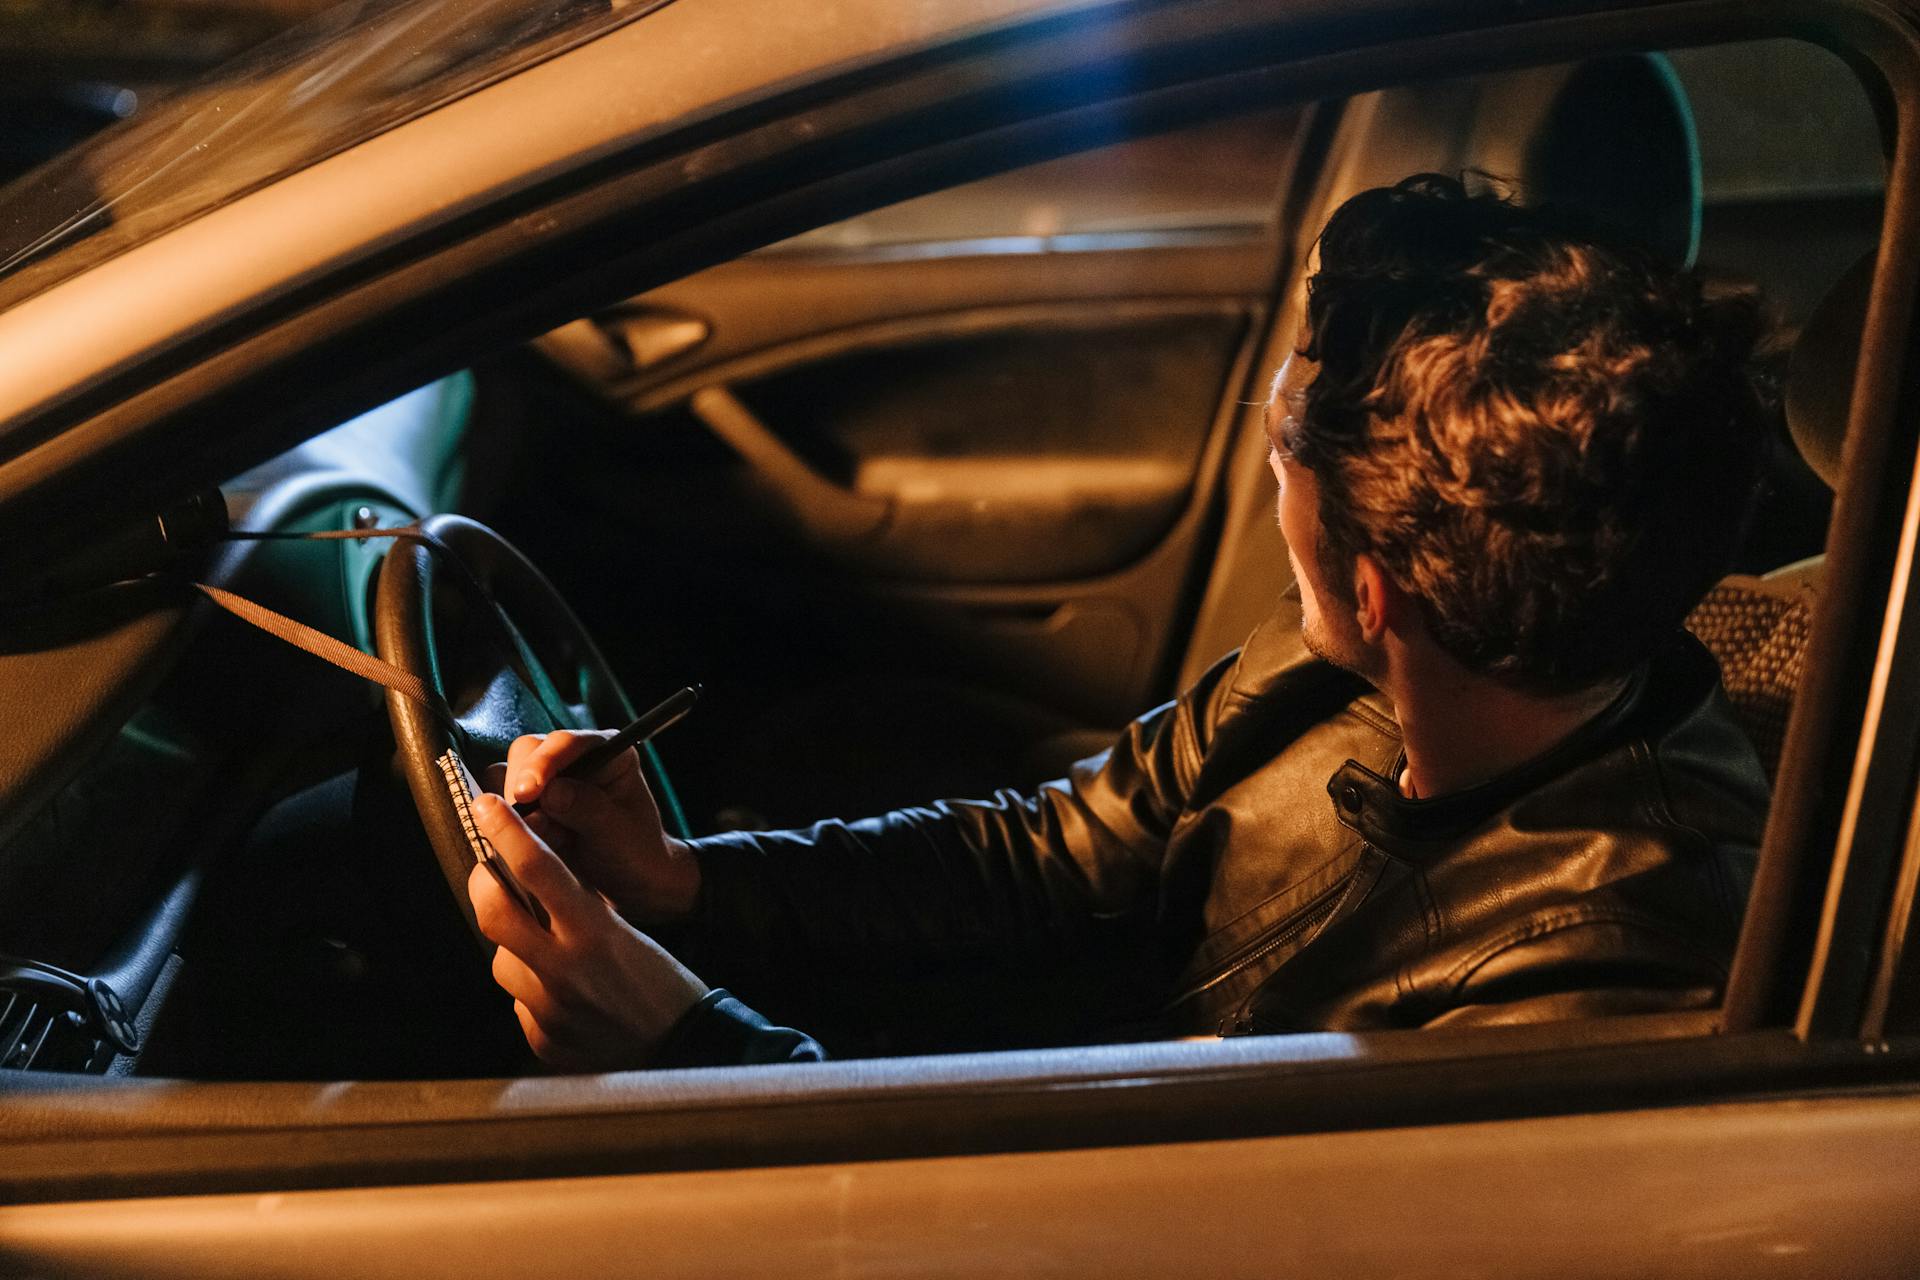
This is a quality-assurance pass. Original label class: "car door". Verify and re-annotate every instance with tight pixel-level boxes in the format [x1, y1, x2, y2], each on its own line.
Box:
[6, 2, 1920, 1275]
[479, 105, 1316, 828]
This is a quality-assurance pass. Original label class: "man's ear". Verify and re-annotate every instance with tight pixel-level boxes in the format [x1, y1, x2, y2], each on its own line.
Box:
[1350, 554, 1399, 644]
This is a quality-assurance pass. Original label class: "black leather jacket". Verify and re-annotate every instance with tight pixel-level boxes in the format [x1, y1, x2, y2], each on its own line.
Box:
[675, 599, 1767, 1058]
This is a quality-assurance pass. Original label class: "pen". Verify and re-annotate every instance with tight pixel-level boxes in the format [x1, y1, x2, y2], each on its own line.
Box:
[512, 683, 701, 816]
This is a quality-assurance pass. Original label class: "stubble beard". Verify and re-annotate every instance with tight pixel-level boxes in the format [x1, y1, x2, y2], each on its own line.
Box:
[1301, 609, 1360, 673]
[1298, 587, 1384, 687]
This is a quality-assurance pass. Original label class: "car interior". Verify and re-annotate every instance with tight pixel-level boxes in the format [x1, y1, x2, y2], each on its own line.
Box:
[0, 28, 1889, 1088]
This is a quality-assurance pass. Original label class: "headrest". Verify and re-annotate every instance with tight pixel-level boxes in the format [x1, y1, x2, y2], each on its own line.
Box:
[1523, 54, 1702, 267]
[1786, 252, 1874, 490]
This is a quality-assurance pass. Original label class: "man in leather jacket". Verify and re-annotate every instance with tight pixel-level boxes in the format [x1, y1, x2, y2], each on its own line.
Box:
[462, 174, 1773, 1070]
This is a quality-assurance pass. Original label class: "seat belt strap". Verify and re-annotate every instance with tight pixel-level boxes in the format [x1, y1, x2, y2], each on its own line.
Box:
[191, 581, 436, 711]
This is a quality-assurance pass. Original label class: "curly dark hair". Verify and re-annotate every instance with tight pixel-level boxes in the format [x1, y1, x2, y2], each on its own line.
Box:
[1283, 173, 1768, 692]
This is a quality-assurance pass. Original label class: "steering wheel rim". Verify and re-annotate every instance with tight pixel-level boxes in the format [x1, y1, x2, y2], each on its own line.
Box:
[373, 514, 636, 942]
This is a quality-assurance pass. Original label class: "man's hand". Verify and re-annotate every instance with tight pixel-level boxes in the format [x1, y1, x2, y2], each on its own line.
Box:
[494, 730, 701, 925]
[468, 792, 709, 1071]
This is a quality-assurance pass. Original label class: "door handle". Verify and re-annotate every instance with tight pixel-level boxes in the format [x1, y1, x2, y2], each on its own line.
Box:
[605, 308, 711, 371]
[537, 306, 710, 383]
[689, 386, 890, 542]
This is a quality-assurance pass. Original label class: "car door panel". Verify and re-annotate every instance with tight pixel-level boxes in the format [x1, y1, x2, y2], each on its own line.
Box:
[686, 297, 1252, 583]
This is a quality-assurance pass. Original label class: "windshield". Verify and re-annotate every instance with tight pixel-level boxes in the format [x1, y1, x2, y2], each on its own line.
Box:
[0, 0, 677, 312]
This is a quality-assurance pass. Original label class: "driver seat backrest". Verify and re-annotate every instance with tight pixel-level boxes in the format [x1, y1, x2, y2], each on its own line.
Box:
[1681, 252, 1870, 779]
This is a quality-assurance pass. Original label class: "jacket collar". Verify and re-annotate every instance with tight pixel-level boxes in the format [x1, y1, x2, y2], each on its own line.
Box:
[1324, 634, 1721, 851]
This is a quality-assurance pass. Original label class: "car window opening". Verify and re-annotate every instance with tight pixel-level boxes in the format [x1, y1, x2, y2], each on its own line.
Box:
[0, 27, 1896, 1090]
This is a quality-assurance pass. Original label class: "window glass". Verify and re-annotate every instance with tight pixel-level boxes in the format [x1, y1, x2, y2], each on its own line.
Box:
[0, 0, 676, 309]
[765, 106, 1301, 255]
[1669, 40, 1886, 333]
[1669, 40, 1884, 202]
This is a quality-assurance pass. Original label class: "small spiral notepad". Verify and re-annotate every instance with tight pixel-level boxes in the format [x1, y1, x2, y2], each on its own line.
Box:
[437, 747, 548, 927]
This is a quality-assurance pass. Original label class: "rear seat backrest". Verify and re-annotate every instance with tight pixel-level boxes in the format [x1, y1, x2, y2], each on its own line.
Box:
[1686, 566, 1818, 780]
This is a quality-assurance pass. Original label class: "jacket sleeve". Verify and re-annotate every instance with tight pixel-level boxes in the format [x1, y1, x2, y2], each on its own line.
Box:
[681, 645, 1246, 977]
[650, 989, 828, 1067]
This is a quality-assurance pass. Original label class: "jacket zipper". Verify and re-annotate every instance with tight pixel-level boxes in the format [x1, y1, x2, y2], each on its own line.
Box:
[1168, 864, 1360, 1012]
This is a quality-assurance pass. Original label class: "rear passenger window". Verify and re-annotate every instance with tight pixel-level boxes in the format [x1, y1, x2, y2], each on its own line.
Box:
[764, 107, 1301, 254]
[1673, 39, 1885, 325]
[1669, 40, 1884, 572]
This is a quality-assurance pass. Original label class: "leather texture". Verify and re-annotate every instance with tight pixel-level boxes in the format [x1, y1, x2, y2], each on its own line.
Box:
[688, 597, 1768, 1045]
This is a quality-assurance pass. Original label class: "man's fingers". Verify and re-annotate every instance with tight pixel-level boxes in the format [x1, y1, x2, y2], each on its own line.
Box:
[506, 731, 609, 803]
[504, 734, 552, 802]
[502, 729, 654, 814]
[589, 749, 652, 806]
[491, 946, 565, 1026]
[472, 793, 586, 923]
[537, 772, 636, 842]
[520, 730, 641, 798]
[513, 1001, 591, 1071]
[526, 810, 574, 854]
[467, 860, 552, 961]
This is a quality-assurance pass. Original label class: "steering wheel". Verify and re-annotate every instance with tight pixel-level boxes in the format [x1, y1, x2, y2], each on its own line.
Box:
[373, 514, 637, 941]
